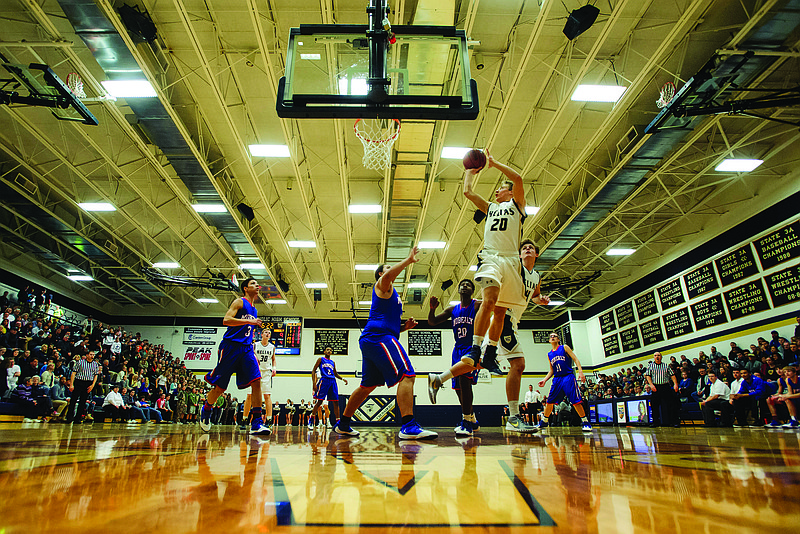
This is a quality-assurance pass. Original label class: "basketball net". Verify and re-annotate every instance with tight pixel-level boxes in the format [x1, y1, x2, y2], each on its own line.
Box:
[656, 82, 676, 109]
[354, 118, 400, 171]
[66, 72, 86, 99]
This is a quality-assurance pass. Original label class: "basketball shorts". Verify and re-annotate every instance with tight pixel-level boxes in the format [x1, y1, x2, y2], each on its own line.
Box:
[483, 315, 524, 361]
[260, 372, 273, 395]
[359, 334, 415, 388]
[548, 374, 582, 405]
[474, 252, 526, 310]
[452, 345, 479, 389]
[205, 339, 261, 390]
[314, 377, 339, 401]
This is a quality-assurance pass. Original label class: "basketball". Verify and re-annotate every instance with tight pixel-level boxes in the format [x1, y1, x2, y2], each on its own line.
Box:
[463, 148, 487, 170]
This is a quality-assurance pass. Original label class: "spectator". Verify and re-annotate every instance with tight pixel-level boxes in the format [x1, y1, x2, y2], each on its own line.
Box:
[693, 367, 710, 403]
[30, 376, 53, 417]
[156, 392, 173, 422]
[11, 376, 45, 422]
[102, 384, 127, 422]
[765, 366, 797, 427]
[5, 354, 20, 393]
[730, 368, 768, 427]
[678, 371, 695, 402]
[700, 370, 732, 426]
[49, 376, 70, 420]
[728, 342, 741, 360]
[137, 394, 163, 423]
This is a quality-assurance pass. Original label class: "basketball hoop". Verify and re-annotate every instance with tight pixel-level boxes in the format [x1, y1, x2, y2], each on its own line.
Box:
[656, 81, 676, 109]
[354, 118, 401, 171]
[66, 72, 86, 99]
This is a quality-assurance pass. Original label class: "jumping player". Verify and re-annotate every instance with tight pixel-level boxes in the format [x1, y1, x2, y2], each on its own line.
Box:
[199, 278, 270, 435]
[334, 246, 437, 440]
[428, 279, 481, 436]
[429, 239, 548, 432]
[537, 332, 591, 432]
[309, 345, 348, 429]
[241, 328, 276, 431]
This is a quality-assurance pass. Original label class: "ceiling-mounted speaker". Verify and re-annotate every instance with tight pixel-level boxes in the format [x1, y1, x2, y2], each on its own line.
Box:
[563, 4, 600, 41]
[118, 4, 158, 43]
[314, 289, 322, 302]
[441, 279, 453, 291]
[237, 203, 255, 221]
[473, 209, 486, 224]
[277, 279, 290, 292]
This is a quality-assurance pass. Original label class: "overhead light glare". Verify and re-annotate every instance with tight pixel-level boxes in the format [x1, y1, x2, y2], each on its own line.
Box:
[152, 262, 179, 269]
[300, 53, 321, 60]
[714, 158, 763, 172]
[248, 144, 291, 157]
[358, 300, 372, 306]
[606, 249, 636, 256]
[525, 206, 540, 216]
[67, 275, 93, 281]
[441, 147, 471, 159]
[408, 282, 430, 288]
[288, 240, 316, 248]
[305, 283, 327, 289]
[348, 204, 382, 213]
[449, 301, 461, 306]
[547, 300, 566, 306]
[197, 298, 219, 304]
[78, 202, 116, 212]
[267, 299, 287, 305]
[355, 264, 379, 271]
[239, 263, 265, 270]
[469, 265, 478, 271]
[192, 204, 227, 213]
[418, 241, 446, 249]
[101, 79, 157, 98]
[571, 85, 627, 103]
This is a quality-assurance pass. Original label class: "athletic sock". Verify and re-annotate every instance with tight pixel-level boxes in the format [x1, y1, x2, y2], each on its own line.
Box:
[487, 339, 498, 347]
[401, 415, 414, 425]
[467, 413, 477, 423]
[439, 369, 454, 382]
[339, 415, 352, 428]
[792, 416, 797, 422]
[509, 401, 520, 417]
[581, 416, 588, 423]
[472, 335, 484, 347]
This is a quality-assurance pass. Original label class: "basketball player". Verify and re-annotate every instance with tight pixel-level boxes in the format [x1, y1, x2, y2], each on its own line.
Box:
[309, 345, 348, 429]
[199, 278, 271, 435]
[334, 246, 437, 440]
[537, 332, 591, 432]
[429, 239, 548, 432]
[428, 279, 482, 436]
[241, 328, 276, 431]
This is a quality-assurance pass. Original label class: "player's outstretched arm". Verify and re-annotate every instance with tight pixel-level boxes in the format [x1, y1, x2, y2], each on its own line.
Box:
[539, 360, 554, 388]
[400, 317, 418, 333]
[486, 151, 525, 211]
[310, 357, 322, 391]
[376, 246, 419, 295]
[428, 296, 454, 326]
[332, 362, 348, 385]
[531, 281, 550, 306]
[463, 168, 489, 213]
[564, 345, 585, 382]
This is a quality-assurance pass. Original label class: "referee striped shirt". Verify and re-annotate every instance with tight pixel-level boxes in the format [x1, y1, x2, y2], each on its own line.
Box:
[645, 362, 673, 385]
[73, 359, 100, 381]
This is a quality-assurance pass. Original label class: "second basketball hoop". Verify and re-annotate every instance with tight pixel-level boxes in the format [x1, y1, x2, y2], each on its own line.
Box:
[354, 118, 400, 172]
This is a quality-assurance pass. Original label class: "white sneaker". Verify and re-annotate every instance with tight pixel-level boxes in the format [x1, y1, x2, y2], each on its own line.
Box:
[250, 423, 272, 436]
[427, 373, 442, 404]
[505, 415, 538, 433]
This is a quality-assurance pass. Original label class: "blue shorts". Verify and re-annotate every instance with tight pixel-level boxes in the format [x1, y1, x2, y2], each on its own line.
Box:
[548, 374, 582, 405]
[452, 345, 478, 389]
[314, 377, 339, 401]
[205, 339, 261, 390]
[359, 334, 414, 388]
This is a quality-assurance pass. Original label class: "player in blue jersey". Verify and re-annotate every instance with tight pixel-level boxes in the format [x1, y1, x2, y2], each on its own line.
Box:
[309, 345, 348, 429]
[334, 246, 437, 440]
[428, 279, 482, 436]
[537, 332, 591, 432]
[199, 277, 271, 435]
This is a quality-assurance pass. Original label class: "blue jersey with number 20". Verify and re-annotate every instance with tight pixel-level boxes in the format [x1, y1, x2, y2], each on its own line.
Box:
[223, 297, 258, 345]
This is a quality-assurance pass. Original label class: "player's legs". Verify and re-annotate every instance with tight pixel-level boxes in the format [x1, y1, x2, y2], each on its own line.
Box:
[341, 385, 376, 418]
[481, 306, 508, 373]
[263, 394, 271, 420]
[396, 374, 415, 417]
[330, 400, 341, 420]
[243, 393, 252, 426]
[474, 284, 499, 340]
[454, 377, 476, 436]
[506, 357, 524, 406]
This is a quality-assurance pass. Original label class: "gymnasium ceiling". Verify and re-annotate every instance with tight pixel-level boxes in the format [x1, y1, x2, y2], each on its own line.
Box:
[0, 0, 799, 321]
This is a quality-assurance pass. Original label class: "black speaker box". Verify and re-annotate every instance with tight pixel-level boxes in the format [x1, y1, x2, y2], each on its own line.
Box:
[563, 5, 599, 40]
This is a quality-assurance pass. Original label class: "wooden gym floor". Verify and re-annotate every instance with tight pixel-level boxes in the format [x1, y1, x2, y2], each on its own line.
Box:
[0, 422, 798, 533]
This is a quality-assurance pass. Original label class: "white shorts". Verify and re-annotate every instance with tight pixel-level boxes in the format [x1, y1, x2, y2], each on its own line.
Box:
[475, 252, 526, 310]
[260, 373, 273, 395]
[482, 314, 524, 361]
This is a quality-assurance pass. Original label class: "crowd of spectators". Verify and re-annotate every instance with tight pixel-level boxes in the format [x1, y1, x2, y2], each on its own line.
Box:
[1, 285, 212, 424]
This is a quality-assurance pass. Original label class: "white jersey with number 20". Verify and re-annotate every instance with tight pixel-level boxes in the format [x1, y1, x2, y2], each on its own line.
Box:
[483, 199, 525, 255]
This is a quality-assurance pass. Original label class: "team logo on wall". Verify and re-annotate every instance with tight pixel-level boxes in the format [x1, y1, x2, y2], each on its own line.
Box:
[353, 396, 397, 423]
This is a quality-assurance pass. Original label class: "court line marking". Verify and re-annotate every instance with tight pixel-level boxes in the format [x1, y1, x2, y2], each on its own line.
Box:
[499, 460, 557, 527]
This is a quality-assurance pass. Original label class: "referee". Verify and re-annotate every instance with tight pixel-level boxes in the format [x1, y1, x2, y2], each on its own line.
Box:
[645, 352, 679, 427]
[65, 351, 101, 424]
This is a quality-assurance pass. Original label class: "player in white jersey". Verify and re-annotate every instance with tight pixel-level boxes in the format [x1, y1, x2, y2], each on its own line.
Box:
[242, 329, 276, 430]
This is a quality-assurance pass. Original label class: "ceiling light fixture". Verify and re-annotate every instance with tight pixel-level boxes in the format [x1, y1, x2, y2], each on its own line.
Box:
[248, 144, 291, 157]
[305, 283, 327, 289]
[418, 241, 446, 249]
[571, 85, 627, 103]
[441, 147, 471, 159]
[239, 263, 265, 270]
[267, 299, 287, 305]
[348, 204, 382, 213]
[408, 282, 430, 288]
[288, 241, 316, 248]
[547, 300, 566, 306]
[152, 262, 179, 269]
[197, 298, 219, 304]
[67, 275, 93, 281]
[606, 249, 636, 256]
[192, 204, 227, 213]
[78, 202, 116, 212]
[355, 264, 379, 271]
[714, 159, 763, 172]
[525, 206, 540, 215]
[101, 79, 157, 98]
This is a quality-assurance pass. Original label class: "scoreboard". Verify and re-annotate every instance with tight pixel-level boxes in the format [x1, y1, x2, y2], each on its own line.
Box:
[261, 316, 302, 355]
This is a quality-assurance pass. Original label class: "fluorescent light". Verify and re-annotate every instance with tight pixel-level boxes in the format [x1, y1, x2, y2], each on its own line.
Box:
[571, 85, 627, 103]
[67, 275, 93, 281]
[267, 299, 287, 304]
[192, 204, 227, 213]
[469, 265, 478, 271]
[449, 301, 461, 306]
[239, 263, 265, 270]
[349, 204, 382, 214]
[78, 202, 116, 212]
[101, 80, 157, 98]
[525, 206, 540, 216]
[355, 264, 379, 271]
[300, 53, 321, 60]
[607, 249, 636, 256]
[248, 144, 291, 157]
[305, 283, 327, 289]
[288, 241, 316, 248]
[408, 282, 430, 288]
[358, 300, 372, 306]
[714, 159, 763, 172]
[441, 147, 471, 159]
[547, 300, 566, 306]
[152, 262, 179, 269]
[338, 77, 368, 96]
[418, 241, 446, 249]
[197, 298, 219, 304]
